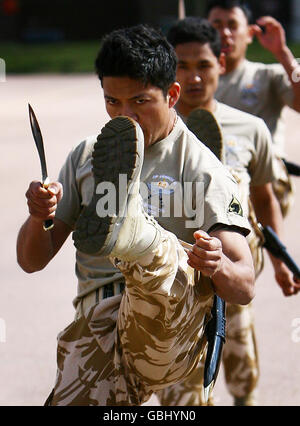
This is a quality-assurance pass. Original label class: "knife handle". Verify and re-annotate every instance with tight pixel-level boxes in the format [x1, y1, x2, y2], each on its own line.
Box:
[43, 219, 54, 231]
[41, 178, 54, 231]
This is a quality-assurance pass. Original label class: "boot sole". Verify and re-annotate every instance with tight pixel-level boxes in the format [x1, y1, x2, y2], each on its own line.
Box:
[73, 116, 144, 255]
[186, 109, 224, 163]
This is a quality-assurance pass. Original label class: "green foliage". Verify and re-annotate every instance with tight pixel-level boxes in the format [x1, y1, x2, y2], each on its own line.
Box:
[0, 41, 100, 74]
[1, 39, 300, 74]
[247, 40, 300, 63]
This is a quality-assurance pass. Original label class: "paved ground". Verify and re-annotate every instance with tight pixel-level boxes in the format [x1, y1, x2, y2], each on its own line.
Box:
[1, 75, 300, 406]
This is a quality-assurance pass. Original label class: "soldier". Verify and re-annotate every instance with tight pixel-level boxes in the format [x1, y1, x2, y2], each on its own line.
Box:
[158, 16, 300, 406]
[205, 0, 300, 404]
[206, 0, 300, 216]
[16, 24, 254, 406]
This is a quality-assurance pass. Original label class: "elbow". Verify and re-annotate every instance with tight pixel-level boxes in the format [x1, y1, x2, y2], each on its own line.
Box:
[17, 262, 39, 274]
[239, 286, 255, 305]
[20, 266, 40, 274]
[239, 269, 256, 305]
[234, 286, 255, 306]
[16, 255, 46, 274]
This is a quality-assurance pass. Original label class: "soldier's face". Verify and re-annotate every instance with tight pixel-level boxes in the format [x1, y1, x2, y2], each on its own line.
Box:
[102, 76, 180, 147]
[208, 7, 253, 63]
[175, 42, 225, 113]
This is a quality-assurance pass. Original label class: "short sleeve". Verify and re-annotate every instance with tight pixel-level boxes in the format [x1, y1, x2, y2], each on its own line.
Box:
[248, 118, 281, 186]
[201, 168, 251, 237]
[269, 64, 294, 108]
[55, 146, 83, 229]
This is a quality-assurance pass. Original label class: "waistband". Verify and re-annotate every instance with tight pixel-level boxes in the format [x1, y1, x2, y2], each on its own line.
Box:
[75, 281, 125, 320]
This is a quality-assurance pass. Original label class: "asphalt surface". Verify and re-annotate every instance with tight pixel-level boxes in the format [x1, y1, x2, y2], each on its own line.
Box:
[1, 75, 300, 406]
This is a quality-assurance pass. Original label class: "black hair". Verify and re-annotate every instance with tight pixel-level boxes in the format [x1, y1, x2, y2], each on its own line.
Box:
[95, 24, 177, 97]
[167, 17, 222, 58]
[205, 0, 253, 23]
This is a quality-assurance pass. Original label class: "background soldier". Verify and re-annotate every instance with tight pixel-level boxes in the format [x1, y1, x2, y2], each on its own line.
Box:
[205, 0, 300, 405]
[157, 16, 300, 406]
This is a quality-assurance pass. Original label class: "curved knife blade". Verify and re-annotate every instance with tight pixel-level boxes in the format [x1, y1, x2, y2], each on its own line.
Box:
[203, 295, 226, 402]
[28, 103, 53, 231]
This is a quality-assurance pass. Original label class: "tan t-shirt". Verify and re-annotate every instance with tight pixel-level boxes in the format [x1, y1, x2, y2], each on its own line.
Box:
[180, 102, 280, 219]
[214, 101, 280, 216]
[215, 59, 294, 157]
[56, 117, 250, 307]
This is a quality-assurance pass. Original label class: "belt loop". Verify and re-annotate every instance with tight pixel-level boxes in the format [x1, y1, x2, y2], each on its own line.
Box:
[113, 281, 117, 297]
[100, 287, 104, 300]
[119, 281, 125, 293]
[103, 283, 114, 299]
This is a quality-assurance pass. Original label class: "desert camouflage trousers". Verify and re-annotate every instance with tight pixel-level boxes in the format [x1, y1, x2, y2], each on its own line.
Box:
[157, 165, 294, 406]
[46, 230, 214, 406]
[157, 302, 258, 405]
[273, 156, 295, 218]
[157, 185, 264, 406]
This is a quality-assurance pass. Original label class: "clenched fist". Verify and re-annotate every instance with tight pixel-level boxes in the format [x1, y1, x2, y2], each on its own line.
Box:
[25, 181, 63, 223]
[187, 230, 223, 277]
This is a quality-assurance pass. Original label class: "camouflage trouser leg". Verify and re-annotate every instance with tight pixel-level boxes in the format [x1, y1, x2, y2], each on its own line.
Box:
[222, 302, 259, 399]
[221, 206, 261, 401]
[157, 214, 263, 406]
[48, 230, 214, 406]
[156, 357, 210, 406]
[157, 302, 259, 406]
[272, 156, 294, 218]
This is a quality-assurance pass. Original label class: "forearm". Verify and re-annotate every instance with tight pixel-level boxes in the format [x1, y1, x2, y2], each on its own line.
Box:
[252, 190, 283, 237]
[17, 216, 55, 273]
[212, 252, 254, 305]
[255, 17, 300, 111]
[275, 46, 300, 111]
[251, 184, 284, 268]
[188, 229, 255, 304]
[209, 229, 255, 305]
[17, 181, 72, 273]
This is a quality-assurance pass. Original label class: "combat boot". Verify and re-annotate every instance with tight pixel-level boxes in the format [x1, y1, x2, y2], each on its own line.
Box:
[234, 391, 258, 406]
[73, 116, 161, 260]
[186, 108, 225, 164]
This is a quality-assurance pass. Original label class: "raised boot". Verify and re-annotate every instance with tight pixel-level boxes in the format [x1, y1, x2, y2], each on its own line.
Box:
[186, 108, 225, 164]
[73, 116, 161, 260]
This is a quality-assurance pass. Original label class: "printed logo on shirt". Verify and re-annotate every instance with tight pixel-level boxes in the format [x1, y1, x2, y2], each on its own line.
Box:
[148, 175, 176, 194]
[228, 196, 243, 216]
[224, 134, 249, 169]
[140, 174, 205, 228]
[145, 175, 177, 216]
[95, 173, 205, 228]
[241, 83, 260, 107]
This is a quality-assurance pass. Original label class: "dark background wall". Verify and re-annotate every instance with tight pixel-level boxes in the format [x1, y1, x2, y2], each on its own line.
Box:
[0, 0, 293, 42]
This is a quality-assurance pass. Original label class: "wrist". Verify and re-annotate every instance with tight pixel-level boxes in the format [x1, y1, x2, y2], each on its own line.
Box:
[269, 254, 284, 271]
[28, 215, 48, 230]
[274, 45, 293, 63]
[211, 252, 228, 283]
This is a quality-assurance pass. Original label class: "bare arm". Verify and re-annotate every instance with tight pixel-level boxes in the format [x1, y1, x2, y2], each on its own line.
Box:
[187, 229, 255, 305]
[16, 181, 72, 273]
[250, 182, 300, 296]
[253, 16, 300, 112]
[250, 182, 283, 236]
